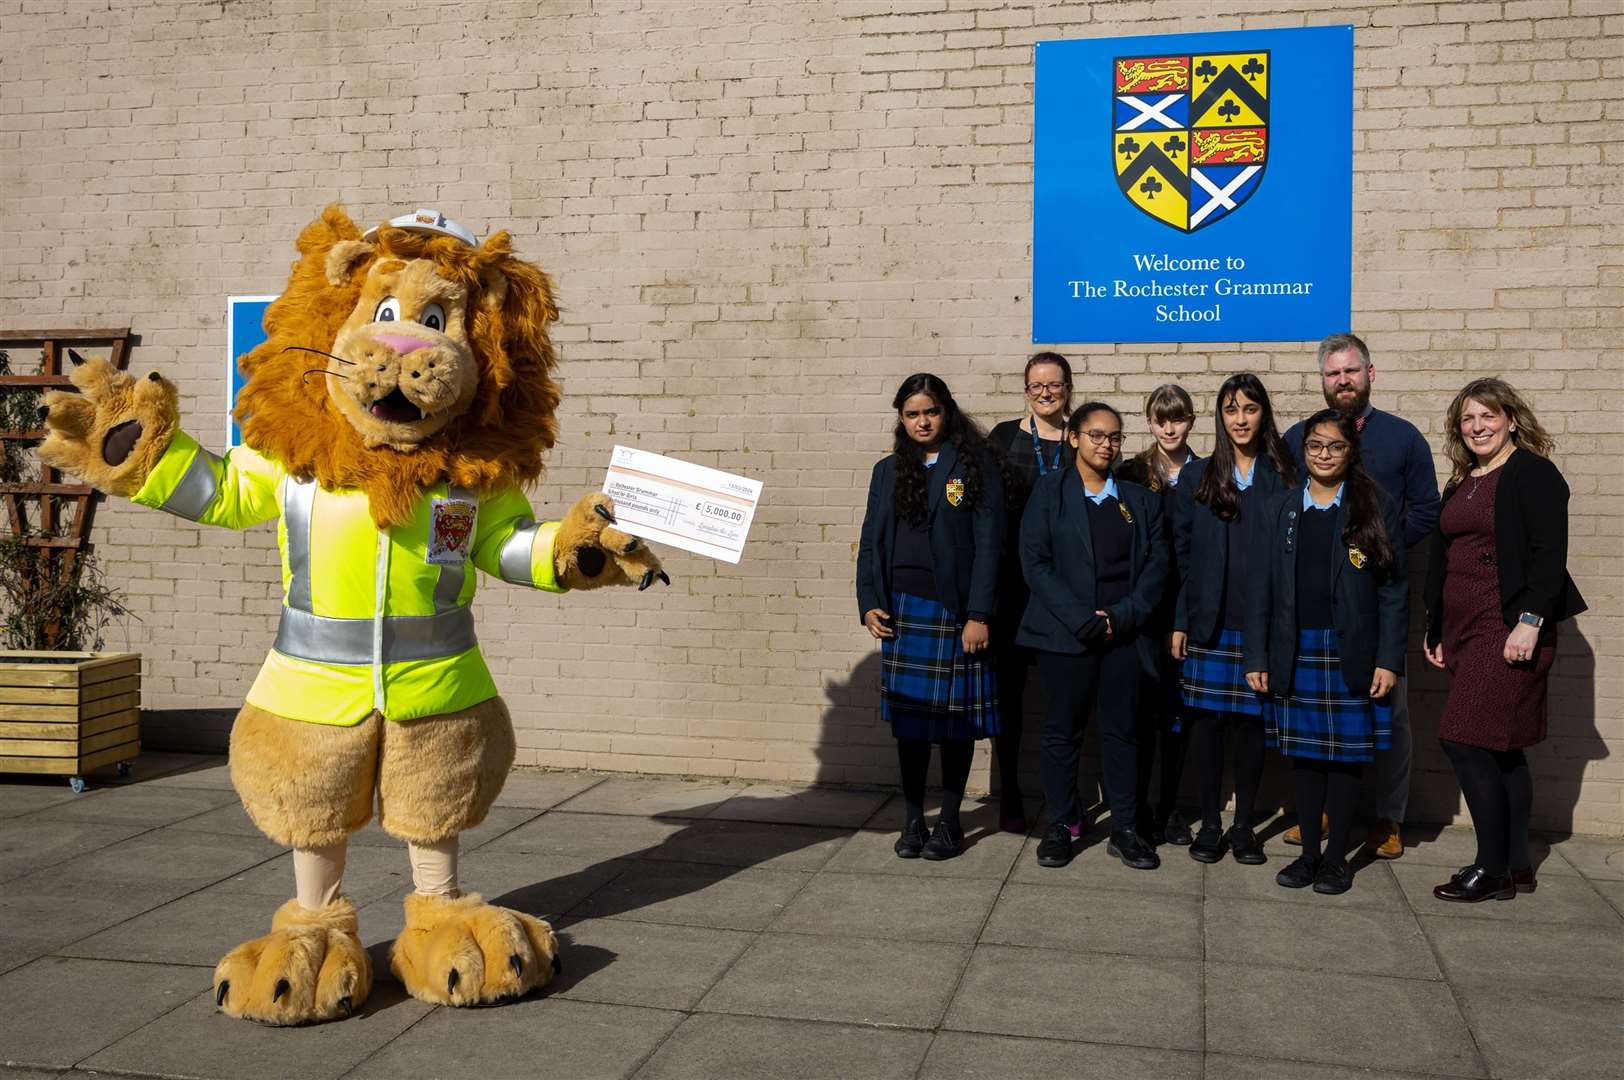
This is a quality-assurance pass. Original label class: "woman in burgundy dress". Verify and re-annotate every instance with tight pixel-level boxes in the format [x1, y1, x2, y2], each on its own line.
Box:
[1423, 379, 1586, 902]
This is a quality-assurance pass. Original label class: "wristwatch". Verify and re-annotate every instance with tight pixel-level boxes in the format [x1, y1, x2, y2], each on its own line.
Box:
[1517, 612, 1545, 629]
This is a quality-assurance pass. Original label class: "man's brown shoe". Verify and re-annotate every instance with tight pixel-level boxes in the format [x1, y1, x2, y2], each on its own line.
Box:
[1282, 813, 1329, 847]
[1366, 820, 1403, 859]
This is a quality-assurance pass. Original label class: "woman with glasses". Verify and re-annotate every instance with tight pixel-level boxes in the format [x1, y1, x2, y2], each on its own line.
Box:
[1117, 384, 1199, 846]
[1171, 373, 1295, 866]
[858, 373, 1005, 861]
[1244, 409, 1407, 895]
[1017, 403, 1168, 870]
[1423, 380, 1585, 902]
[987, 352, 1074, 832]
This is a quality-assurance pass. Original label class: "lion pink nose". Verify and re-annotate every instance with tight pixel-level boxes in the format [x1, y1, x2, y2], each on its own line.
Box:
[374, 334, 431, 355]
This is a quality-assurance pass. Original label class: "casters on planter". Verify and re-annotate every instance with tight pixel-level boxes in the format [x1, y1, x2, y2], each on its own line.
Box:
[69, 776, 87, 793]
[117, 761, 132, 778]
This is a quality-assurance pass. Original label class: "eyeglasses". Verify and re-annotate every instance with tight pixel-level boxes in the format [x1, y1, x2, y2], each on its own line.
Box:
[1304, 440, 1350, 457]
[1080, 430, 1125, 447]
[1026, 382, 1068, 395]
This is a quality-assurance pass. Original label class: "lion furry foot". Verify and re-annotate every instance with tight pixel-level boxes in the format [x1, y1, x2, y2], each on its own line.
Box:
[212, 897, 371, 1026]
[390, 892, 559, 1006]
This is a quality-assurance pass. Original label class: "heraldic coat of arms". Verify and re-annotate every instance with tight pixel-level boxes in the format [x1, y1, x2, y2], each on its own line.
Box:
[1112, 51, 1269, 233]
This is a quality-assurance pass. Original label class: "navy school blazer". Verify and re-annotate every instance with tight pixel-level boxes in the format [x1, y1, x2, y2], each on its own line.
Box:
[1015, 467, 1170, 677]
[1242, 489, 1409, 699]
[855, 441, 1005, 623]
[1171, 455, 1290, 643]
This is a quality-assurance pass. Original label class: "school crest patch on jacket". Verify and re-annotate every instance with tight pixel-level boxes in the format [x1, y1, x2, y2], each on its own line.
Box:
[1348, 545, 1368, 570]
[945, 478, 965, 506]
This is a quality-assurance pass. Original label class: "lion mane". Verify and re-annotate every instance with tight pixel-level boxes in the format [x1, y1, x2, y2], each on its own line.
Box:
[234, 205, 562, 528]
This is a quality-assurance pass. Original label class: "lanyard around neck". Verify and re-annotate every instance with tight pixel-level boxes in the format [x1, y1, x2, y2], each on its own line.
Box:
[1029, 415, 1064, 476]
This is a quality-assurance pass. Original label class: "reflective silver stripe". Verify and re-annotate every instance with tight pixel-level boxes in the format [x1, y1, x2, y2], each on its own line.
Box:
[274, 605, 477, 666]
[433, 486, 477, 613]
[283, 476, 317, 612]
[498, 519, 540, 586]
[159, 446, 222, 522]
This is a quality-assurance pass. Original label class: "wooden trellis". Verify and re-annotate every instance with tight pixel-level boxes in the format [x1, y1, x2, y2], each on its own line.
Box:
[0, 329, 137, 647]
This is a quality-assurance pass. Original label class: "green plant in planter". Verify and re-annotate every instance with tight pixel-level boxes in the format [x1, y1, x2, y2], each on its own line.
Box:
[0, 349, 132, 651]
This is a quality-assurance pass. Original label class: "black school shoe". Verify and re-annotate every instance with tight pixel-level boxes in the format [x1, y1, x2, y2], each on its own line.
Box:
[1313, 859, 1353, 895]
[1108, 829, 1161, 870]
[921, 819, 964, 861]
[894, 818, 929, 859]
[1228, 825, 1267, 865]
[1036, 821, 1074, 868]
[1276, 854, 1318, 889]
[1189, 823, 1226, 863]
[1160, 810, 1194, 847]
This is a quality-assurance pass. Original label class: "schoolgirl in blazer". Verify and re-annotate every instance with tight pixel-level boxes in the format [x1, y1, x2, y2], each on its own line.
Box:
[1172, 454, 1289, 646]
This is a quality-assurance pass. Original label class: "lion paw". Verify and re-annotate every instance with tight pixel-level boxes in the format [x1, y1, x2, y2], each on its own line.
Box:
[38, 353, 179, 497]
[212, 897, 371, 1026]
[554, 493, 670, 592]
[390, 892, 560, 1007]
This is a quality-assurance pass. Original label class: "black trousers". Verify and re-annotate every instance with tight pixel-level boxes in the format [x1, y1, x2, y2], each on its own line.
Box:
[994, 643, 1033, 805]
[1134, 673, 1188, 826]
[1035, 644, 1142, 830]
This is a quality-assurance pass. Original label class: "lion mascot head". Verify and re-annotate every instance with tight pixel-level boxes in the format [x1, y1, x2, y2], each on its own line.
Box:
[234, 205, 562, 528]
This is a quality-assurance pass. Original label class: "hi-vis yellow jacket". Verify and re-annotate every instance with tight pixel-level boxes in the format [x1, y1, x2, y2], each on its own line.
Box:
[132, 431, 565, 726]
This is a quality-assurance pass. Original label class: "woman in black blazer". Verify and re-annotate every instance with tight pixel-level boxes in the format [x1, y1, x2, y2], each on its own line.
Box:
[1423, 379, 1586, 902]
[1244, 409, 1407, 895]
[857, 373, 1005, 861]
[1017, 402, 1168, 871]
[1170, 372, 1295, 865]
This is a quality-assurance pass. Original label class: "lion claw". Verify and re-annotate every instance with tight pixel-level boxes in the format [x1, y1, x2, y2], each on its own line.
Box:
[273, 978, 289, 1003]
[447, 968, 460, 996]
[638, 571, 653, 591]
[593, 503, 616, 524]
[658, 571, 670, 587]
[552, 953, 563, 976]
[216, 980, 230, 1006]
[68, 349, 85, 365]
[339, 995, 354, 1018]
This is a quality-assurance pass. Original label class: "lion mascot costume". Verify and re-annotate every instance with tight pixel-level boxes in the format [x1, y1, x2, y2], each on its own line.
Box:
[39, 206, 665, 1025]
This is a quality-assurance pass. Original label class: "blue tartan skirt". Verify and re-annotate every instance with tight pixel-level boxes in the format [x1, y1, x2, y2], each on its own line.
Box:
[1267, 628, 1393, 763]
[1180, 627, 1267, 719]
[880, 591, 1001, 742]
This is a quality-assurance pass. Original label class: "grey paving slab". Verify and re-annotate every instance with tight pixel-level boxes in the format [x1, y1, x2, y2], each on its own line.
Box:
[0, 818, 149, 883]
[459, 849, 640, 922]
[0, 1067, 68, 1079]
[22, 783, 240, 828]
[57, 888, 284, 967]
[0, 881, 180, 961]
[635, 1013, 932, 1080]
[1205, 850, 1409, 910]
[1007, 832, 1206, 896]
[1421, 915, 1624, 1000]
[208, 842, 416, 906]
[1204, 962, 1485, 1077]
[0, 956, 202, 1067]
[569, 860, 813, 932]
[1392, 862, 1623, 926]
[768, 870, 1002, 944]
[699, 932, 968, 1028]
[707, 783, 889, 827]
[919, 1031, 1202, 1080]
[557, 777, 746, 819]
[944, 943, 1202, 1051]
[1597, 880, 1624, 917]
[1204, 1055, 1440, 1080]
[167, 798, 261, 836]
[135, 758, 237, 790]
[1550, 834, 1624, 881]
[491, 767, 605, 809]
[101, 750, 219, 785]
[351, 804, 542, 850]
[551, 918, 754, 1011]
[479, 810, 688, 858]
[346, 997, 682, 1080]
[83, 980, 433, 1080]
[0, 778, 82, 818]
[1204, 896, 1442, 980]
[1401, 825, 1576, 876]
[642, 818, 851, 872]
[0, 937, 49, 978]
[11, 827, 285, 897]
[824, 825, 1025, 880]
[981, 883, 1202, 959]
[863, 793, 1040, 833]
[1456, 987, 1624, 1080]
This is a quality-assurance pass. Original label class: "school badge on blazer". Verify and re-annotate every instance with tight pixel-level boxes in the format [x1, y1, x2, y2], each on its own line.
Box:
[1348, 545, 1368, 570]
[1118, 501, 1134, 524]
[945, 478, 965, 507]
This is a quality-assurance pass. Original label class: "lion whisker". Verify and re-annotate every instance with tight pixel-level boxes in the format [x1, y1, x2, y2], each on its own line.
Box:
[282, 345, 357, 366]
[301, 368, 350, 384]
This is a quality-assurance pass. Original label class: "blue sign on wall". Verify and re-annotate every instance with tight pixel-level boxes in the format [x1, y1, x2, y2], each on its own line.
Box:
[1033, 26, 1352, 344]
[226, 295, 275, 449]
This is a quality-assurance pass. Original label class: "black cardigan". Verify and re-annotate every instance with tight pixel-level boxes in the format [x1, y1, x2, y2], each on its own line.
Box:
[856, 442, 1005, 623]
[1171, 455, 1290, 642]
[1424, 448, 1586, 648]
[1015, 468, 1169, 676]
[1244, 489, 1409, 698]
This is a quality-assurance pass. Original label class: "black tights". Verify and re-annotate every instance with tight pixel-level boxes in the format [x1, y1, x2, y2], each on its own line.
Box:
[1290, 758, 1362, 865]
[1135, 702, 1188, 827]
[1441, 739, 1532, 876]
[994, 647, 1029, 808]
[898, 738, 974, 827]
[1192, 711, 1264, 830]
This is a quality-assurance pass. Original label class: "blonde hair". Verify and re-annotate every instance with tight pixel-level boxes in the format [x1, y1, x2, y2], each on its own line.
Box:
[1444, 378, 1554, 486]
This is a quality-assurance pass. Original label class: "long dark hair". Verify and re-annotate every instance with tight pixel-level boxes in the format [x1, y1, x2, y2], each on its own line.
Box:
[891, 373, 990, 523]
[1301, 409, 1395, 578]
[1194, 372, 1295, 520]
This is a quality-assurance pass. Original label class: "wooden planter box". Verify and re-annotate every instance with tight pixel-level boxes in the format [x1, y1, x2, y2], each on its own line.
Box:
[0, 651, 141, 790]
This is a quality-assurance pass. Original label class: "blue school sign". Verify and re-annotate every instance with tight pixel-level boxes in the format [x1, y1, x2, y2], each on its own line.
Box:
[1033, 26, 1352, 344]
[226, 295, 275, 449]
